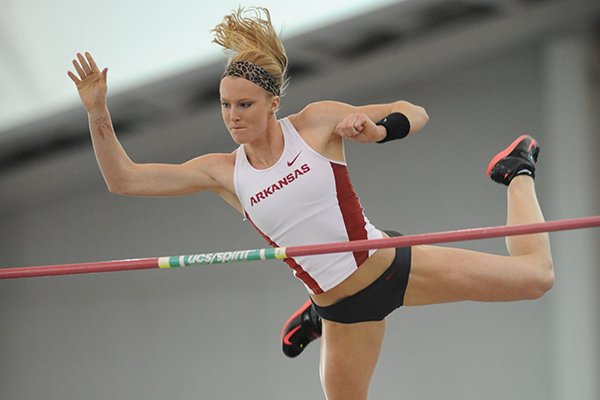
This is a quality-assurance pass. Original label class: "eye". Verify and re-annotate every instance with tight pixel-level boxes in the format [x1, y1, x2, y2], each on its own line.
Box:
[240, 102, 252, 108]
[221, 102, 230, 108]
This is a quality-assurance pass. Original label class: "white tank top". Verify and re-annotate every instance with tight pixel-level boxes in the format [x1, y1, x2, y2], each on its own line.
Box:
[233, 117, 382, 294]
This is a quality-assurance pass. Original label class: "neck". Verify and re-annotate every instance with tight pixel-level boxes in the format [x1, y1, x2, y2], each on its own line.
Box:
[244, 115, 283, 169]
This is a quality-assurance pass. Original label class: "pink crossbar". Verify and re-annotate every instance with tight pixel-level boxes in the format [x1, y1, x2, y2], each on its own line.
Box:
[1, 216, 598, 280]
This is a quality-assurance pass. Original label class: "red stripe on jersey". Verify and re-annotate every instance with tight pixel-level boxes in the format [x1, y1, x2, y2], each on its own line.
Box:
[330, 163, 369, 266]
[244, 212, 324, 294]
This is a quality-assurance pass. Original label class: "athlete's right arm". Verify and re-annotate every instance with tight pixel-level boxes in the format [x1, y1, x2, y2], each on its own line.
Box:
[68, 52, 228, 197]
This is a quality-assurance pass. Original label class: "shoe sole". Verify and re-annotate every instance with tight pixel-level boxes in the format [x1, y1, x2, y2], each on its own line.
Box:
[486, 134, 536, 176]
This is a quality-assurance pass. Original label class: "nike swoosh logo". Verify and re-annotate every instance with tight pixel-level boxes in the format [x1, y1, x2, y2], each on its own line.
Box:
[287, 151, 302, 167]
[528, 139, 537, 151]
[384, 269, 395, 281]
[283, 325, 301, 346]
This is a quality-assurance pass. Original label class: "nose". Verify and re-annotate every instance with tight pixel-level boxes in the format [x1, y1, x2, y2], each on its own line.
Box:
[229, 108, 241, 123]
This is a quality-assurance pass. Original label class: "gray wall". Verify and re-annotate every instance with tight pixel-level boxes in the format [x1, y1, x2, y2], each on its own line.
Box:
[1, 41, 598, 399]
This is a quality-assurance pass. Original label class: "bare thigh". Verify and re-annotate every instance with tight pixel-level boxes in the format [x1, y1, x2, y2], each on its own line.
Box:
[404, 244, 554, 306]
[320, 319, 386, 400]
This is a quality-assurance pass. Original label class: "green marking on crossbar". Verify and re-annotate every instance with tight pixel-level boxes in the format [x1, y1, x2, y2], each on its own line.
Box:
[157, 247, 287, 269]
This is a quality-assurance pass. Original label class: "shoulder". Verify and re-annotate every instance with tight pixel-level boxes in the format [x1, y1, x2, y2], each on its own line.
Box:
[183, 151, 236, 188]
[186, 151, 236, 170]
[187, 151, 241, 210]
[285, 102, 352, 161]
[186, 151, 243, 212]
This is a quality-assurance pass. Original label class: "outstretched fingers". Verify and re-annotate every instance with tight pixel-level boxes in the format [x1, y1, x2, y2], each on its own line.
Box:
[85, 52, 100, 73]
[68, 52, 103, 85]
[71, 56, 86, 80]
[78, 53, 93, 76]
[67, 69, 80, 85]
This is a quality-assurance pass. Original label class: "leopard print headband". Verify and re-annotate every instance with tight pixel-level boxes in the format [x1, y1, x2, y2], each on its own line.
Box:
[222, 60, 280, 96]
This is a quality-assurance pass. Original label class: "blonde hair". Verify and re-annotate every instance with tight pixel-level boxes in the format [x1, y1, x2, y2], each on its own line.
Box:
[212, 6, 289, 96]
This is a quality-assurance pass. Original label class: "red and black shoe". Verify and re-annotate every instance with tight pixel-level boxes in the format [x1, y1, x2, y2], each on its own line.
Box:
[281, 300, 322, 358]
[486, 135, 539, 186]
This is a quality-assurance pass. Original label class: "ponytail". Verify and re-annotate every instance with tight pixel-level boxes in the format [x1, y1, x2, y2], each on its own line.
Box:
[212, 7, 289, 96]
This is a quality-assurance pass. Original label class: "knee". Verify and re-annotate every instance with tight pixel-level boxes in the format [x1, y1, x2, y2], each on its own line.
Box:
[524, 256, 554, 299]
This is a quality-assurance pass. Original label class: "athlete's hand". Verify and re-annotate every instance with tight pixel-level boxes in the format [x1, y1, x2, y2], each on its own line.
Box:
[68, 52, 108, 113]
[335, 113, 386, 143]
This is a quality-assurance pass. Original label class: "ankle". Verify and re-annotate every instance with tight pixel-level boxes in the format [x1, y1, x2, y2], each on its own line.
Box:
[508, 174, 535, 188]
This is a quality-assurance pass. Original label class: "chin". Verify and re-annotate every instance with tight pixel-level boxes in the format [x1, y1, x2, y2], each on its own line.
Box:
[230, 129, 261, 145]
[229, 132, 249, 145]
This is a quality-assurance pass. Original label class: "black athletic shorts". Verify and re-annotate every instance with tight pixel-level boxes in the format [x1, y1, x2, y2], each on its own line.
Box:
[311, 230, 411, 324]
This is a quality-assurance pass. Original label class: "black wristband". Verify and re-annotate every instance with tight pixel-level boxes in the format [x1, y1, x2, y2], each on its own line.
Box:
[376, 112, 411, 143]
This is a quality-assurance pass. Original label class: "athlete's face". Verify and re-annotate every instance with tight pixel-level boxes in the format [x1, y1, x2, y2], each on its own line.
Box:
[219, 76, 279, 144]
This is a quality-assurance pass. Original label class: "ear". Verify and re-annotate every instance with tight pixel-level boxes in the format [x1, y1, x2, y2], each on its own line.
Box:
[270, 95, 281, 114]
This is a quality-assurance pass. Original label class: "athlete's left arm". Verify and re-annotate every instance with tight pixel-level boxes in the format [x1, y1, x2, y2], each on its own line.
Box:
[343, 100, 429, 142]
[294, 100, 429, 144]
